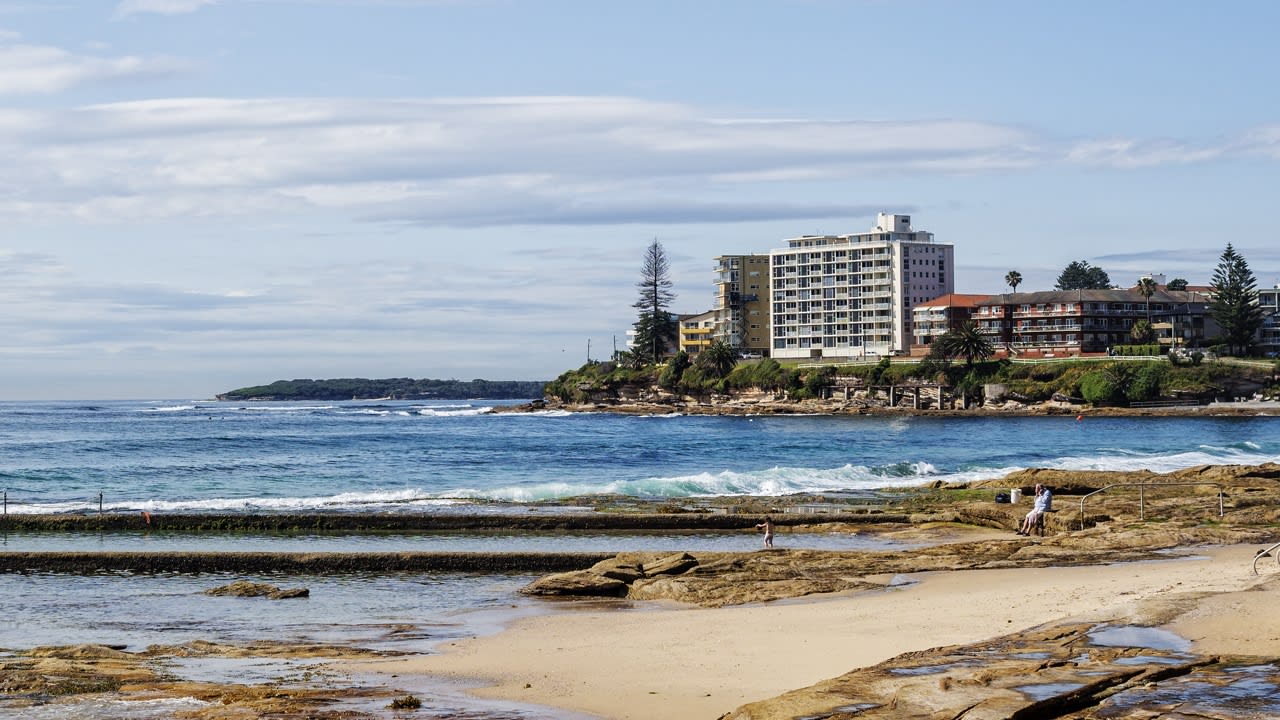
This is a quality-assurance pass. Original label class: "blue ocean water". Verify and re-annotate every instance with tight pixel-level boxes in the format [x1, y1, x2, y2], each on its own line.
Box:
[1, 399, 1278, 514]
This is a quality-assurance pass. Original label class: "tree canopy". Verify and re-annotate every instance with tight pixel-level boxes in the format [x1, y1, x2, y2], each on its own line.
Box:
[1136, 277, 1158, 322]
[631, 239, 678, 364]
[1166, 277, 1189, 291]
[1054, 260, 1111, 290]
[1004, 270, 1022, 293]
[935, 320, 994, 366]
[1209, 243, 1264, 356]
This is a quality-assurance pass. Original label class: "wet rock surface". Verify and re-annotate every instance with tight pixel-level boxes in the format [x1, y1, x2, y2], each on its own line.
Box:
[0, 639, 397, 718]
[204, 579, 310, 599]
[720, 621, 1280, 720]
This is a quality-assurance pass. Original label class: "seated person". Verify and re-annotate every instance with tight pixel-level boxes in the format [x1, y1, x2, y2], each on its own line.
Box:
[1017, 483, 1052, 536]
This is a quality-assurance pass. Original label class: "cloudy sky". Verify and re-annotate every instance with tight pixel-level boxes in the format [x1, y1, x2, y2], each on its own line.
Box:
[2, 0, 1279, 399]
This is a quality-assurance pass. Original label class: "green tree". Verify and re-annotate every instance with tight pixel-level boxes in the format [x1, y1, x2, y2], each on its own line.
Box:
[1208, 243, 1265, 356]
[631, 239, 678, 363]
[658, 350, 692, 389]
[1004, 270, 1022, 294]
[935, 320, 994, 367]
[1129, 318, 1156, 344]
[1054, 260, 1111, 290]
[1166, 277, 1188, 291]
[697, 340, 739, 379]
[1136, 276, 1158, 323]
[1126, 363, 1166, 402]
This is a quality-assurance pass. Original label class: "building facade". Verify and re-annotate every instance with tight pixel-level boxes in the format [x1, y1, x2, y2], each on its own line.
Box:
[712, 254, 772, 356]
[769, 213, 954, 360]
[974, 288, 1214, 355]
[678, 310, 718, 356]
[911, 293, 991, 350]
[1259, 285, 1280, 356]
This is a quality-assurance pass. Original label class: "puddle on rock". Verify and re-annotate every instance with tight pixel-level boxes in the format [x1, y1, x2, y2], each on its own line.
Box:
[1097, 664, 1280, 717]
[160, 656, 335, 685]
[1014, 682, 1086, 701]
[1088, 625, 1191, 653]
[1113, 654, 1190, 666]
[797, 704, 879, 720]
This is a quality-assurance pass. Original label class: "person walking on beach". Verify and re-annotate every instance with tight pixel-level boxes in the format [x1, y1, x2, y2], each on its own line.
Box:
[756, 516, 775, 548]
[1017, 484, 1052, 536]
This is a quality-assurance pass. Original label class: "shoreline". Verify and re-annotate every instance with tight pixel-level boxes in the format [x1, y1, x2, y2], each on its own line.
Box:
[507, 397, 1280, 417]
[368, 543, 1279, 720]
[6, 461, 1280, 718]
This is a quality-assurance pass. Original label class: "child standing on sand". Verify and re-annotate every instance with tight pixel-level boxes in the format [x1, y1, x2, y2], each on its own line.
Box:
[756, 516, 774, 548]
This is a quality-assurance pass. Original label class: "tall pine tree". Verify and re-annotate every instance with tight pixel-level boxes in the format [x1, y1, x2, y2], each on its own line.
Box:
[632, 239, 678, 364]
[1209, 243, 1264, 356]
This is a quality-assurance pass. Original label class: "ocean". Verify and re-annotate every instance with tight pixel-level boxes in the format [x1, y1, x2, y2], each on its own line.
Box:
[2, 399, 1278, 718]
[3, 399, 1279, 514]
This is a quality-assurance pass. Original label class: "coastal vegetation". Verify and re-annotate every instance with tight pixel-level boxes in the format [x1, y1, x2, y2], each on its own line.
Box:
[217, 377, 546, 401]
[544, 353, 1279, 408]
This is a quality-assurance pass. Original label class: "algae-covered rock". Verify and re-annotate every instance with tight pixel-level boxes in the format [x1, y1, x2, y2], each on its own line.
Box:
[204, 580, 309, 599]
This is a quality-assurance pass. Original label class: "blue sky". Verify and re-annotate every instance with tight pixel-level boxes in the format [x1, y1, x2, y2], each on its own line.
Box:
[2, 0, 1279, 399]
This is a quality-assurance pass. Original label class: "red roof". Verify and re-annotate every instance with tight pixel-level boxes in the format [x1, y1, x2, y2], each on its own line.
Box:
[914, 293, 992, 309]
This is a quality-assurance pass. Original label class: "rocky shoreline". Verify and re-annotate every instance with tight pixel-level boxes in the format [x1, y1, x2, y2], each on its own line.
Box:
[504, 396, 1280, 417]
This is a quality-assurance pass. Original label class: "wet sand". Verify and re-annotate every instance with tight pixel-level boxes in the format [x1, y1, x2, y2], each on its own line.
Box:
[368, 544, 1277, 720]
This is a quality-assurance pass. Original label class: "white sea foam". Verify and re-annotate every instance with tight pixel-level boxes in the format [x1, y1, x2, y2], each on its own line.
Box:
[142, 404, 197, 413]
[5, 490, 468, 515]
[11, 696, 212, 719]
[417, 406, 491, 417]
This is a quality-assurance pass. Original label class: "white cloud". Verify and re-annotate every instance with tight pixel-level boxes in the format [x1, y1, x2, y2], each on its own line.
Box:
[0, 96, 1045, 227]
[1064, 138, 1222, 168]
[0, 92, 1271, 232]
[0, 40, 182, 94]
[113, 0, 217, 17]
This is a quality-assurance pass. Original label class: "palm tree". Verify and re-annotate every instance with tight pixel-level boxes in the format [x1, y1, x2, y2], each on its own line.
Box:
[1005, 270, 1022, 294]
[936, 320, 994, 367]
[697, 340, 739, 379]
[1136, 277, 1157, 324]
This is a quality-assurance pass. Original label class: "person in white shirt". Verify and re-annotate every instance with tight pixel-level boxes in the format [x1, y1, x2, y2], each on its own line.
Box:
[1017, 484, 1052, 536]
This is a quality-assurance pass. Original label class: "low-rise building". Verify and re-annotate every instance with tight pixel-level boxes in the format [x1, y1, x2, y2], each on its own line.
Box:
[678, 310, 718, 357]
[974, 288, 1214, 356]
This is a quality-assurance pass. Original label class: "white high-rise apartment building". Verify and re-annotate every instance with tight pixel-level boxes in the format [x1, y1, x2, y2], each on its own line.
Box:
[769, 212, 953, 360]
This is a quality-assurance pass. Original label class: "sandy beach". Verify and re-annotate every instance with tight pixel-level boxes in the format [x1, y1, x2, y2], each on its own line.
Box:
[368, 543, 1279, 720]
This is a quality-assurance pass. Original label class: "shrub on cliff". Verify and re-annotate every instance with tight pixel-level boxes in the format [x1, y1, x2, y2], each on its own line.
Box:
[725, 358, 785, 391]
[1079, 371, 1121, 405]
[658, 351, 692, 390]
[1126, 363, 1166, 402]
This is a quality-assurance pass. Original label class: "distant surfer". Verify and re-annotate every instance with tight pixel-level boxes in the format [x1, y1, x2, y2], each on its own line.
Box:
[756, 516, 775, 548]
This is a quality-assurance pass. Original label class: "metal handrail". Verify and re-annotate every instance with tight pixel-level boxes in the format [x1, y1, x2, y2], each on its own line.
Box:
[1077, 482, 1224, 530]
[1253, 542, 1280, 575]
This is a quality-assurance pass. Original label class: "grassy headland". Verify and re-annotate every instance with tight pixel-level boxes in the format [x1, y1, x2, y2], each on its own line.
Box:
[543, 355, 1280, 410]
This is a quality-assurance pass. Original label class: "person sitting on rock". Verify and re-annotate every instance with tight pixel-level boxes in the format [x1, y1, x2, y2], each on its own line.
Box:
[756, 516, 775, 548]
[1017, 484, 1052, 536]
